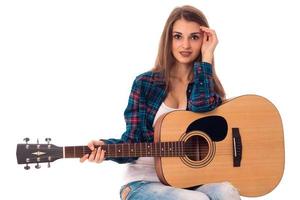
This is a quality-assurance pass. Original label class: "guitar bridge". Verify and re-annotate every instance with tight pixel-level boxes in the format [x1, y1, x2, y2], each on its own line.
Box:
[232, 128, 242, 167]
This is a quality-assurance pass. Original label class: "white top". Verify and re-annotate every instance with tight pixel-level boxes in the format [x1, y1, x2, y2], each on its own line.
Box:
[122, 102, 186, 185]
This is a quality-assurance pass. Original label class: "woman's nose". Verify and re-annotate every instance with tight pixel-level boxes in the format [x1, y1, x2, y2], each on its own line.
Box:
[182, 38, 191, 49]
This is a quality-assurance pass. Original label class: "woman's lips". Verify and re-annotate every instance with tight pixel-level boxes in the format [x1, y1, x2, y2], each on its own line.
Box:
[179, 51, 192, 57]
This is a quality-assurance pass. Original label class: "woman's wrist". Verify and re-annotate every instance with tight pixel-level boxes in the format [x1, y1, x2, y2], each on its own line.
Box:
[202, 54, 213, 64]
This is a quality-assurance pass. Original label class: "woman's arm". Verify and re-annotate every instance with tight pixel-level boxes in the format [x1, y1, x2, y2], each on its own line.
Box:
[188, 26, 222, 112]
[188, 62, 222, 112]
[100, 76, 150, 164]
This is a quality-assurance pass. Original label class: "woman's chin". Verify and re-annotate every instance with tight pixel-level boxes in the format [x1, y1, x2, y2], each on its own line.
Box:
[174, 54, 198, 65]
[176, 59, 194, 66]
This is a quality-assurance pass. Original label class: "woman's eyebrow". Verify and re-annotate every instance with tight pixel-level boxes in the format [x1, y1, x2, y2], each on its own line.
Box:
[191, 32, 201, 35]
[173, 31, 182, 35]
[172, 31, 201, 35]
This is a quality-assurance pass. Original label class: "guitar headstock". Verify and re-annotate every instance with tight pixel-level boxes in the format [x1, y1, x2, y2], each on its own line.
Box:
[16, 138, 63, 170]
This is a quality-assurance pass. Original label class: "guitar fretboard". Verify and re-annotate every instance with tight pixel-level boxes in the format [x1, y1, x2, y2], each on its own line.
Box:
[64, 141, 185, 158]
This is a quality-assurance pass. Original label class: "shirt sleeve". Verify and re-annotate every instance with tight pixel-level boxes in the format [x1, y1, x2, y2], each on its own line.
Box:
[101, 76, 147, 164]
[188, 62, 222, 112]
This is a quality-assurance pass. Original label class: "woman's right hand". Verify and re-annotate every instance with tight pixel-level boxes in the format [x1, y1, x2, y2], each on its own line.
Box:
[80, 140, 106, 164]
[199, 26, 218, 64]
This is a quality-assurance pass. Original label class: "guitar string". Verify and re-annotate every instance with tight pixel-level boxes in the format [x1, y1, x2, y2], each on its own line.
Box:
[32, 146, 235, 153]
[22, 151, 234, 163]
[25, 147, 234, 156]
[63, 149, 234, 155]
[33, 148, 234, 156]
[25, 143, 238, 152]
[38, 148, 229, 153]
[23, 144, 243, 149]
[63, 146, 234, 152]
[22, 145, 236, 163]
[63, 147, 234, 152]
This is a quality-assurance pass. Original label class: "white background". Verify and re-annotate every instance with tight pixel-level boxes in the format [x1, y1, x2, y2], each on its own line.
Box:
[0, 0, 299, 199]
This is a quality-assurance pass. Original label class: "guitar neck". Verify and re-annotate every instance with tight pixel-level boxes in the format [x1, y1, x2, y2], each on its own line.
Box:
[64, 141, 185, 158]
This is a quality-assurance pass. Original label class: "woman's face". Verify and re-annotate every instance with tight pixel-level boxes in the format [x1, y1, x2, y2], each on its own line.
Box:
[171, 19, 203, 66]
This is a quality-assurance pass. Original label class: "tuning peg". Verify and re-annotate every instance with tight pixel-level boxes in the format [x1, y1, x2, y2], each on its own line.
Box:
[23, 138, 29, 144]
[35, 163, 41, 169]
[45, 138, 51, 144]
[24, 164, 30, 170]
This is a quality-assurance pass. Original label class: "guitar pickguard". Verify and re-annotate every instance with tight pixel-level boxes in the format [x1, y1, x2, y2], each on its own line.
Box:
[186, 115, 228, 142]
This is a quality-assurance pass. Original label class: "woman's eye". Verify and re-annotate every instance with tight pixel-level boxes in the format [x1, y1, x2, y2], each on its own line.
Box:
[191, 35, 199, 40]
[173, 34, 182, 40]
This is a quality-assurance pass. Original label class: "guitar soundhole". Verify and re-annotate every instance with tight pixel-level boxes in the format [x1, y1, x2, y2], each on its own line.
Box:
[185, 136, 209, 161]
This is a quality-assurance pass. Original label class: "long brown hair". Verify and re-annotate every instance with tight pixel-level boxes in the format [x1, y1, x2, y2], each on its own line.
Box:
[152, 5, 225, 99]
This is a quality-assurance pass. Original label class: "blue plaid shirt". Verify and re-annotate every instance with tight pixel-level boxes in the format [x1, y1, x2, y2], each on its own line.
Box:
[103, 62, 222, 163]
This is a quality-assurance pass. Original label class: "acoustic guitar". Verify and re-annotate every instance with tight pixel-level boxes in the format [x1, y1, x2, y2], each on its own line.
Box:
[16, 94, 285, 197]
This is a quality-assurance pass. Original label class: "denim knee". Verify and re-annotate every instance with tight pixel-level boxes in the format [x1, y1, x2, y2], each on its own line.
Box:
[213, 182, 241, 200]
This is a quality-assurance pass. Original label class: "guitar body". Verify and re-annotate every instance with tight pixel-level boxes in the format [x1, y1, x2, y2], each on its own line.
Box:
[154, 95, 284, 197]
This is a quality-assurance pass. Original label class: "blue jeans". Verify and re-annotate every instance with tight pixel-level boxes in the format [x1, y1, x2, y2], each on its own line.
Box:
[120, 181, 241, 200]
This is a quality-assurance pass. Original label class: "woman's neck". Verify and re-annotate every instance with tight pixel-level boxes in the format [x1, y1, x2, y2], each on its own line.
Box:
[170, 63, 193, 83]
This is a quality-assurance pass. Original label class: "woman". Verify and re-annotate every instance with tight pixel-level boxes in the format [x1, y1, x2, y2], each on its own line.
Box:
[80, 5, 241, 200]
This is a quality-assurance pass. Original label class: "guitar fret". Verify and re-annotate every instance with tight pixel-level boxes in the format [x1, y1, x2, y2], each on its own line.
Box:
[147, 143, 150, 156]
[166, 142, 168, 157]
[121, 143, 123, 157]
[173, 142, 175, 156]
[171, 142, 173, 157]
[138, 143, 140, 157]
[73, 146, 75, 158]
[167, 142, 169, 157]
[129, 143, 132, 157]
[107, 145, 109, 157]
[174, 142, 176, 156]
[179, 141, 181, 156]
[166, 142, 170, 157]
[127, 143, 130, 157]
[173, 142, 177, 156]
[145, 143, 147, 156]
[181, 141, 183, 156]
[159, 142, 161, 157]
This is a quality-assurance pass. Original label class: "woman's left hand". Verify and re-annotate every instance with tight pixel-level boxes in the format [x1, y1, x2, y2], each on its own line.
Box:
[200, 26, 218, 63]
